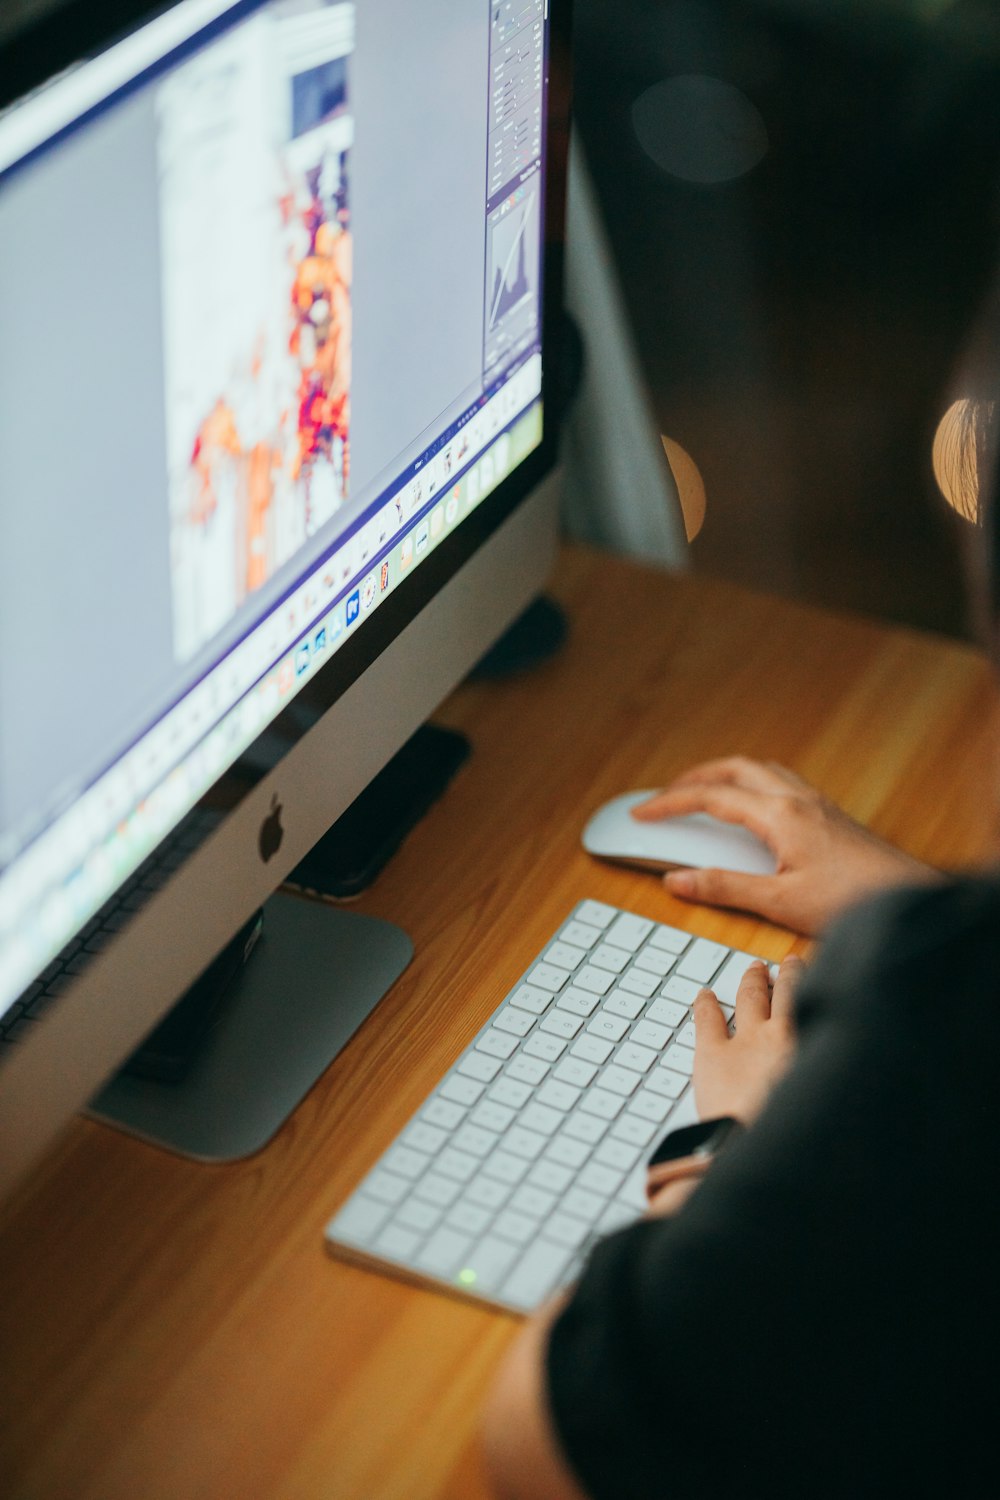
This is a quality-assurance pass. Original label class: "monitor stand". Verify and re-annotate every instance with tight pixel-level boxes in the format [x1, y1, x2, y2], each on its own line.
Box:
[89, 893, 412, 1162]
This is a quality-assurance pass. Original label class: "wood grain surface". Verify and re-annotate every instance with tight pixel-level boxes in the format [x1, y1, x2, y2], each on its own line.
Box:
[1, 545, 997, 1500]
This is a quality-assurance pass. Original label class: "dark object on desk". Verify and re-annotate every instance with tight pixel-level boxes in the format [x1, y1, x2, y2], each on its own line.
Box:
[121, 907, 264, 1084]
[470, 595, 568, 679]
[648, 1115, 741, 1166]
[287, 724, 471, 899]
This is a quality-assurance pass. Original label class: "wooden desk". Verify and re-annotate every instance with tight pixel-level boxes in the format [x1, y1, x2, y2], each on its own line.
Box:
[1, 546, 996, 1500]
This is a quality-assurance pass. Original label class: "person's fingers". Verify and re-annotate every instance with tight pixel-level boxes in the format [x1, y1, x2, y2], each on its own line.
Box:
[631, 782, 779, 848]
[769, 954, 804, 1023]
[734, 960, 771, 1026]
[763, 760, 815, 793]
[692, 987, 728, 1048]
[665, 757, 797, 796]
[663, 864, 781, 918]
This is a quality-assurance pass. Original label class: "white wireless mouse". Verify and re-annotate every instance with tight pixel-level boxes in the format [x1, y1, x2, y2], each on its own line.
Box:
[582, 791, 777, 875]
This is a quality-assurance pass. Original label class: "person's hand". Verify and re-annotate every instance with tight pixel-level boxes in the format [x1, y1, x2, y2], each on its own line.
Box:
[693, 956, 799, 1124]
[633, 757, 938, 935]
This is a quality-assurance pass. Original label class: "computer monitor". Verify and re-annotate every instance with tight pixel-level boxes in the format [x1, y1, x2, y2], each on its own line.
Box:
[0, 0, 571, 1196]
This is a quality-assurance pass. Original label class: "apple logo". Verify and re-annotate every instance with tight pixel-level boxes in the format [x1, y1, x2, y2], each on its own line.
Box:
[258, 793, 284, 863]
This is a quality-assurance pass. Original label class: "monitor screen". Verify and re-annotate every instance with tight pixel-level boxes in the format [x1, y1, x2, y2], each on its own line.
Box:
[0, 0, 559, 1029]
[0, 0, 554, 1020]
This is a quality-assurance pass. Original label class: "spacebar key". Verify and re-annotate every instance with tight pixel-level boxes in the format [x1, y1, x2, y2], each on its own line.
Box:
[501, 1240, 574, 1311]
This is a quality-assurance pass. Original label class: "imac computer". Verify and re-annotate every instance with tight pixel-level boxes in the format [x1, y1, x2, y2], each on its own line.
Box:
[0, 0, 571, 1196]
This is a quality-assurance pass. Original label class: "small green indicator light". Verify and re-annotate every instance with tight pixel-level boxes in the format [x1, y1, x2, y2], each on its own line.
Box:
[457, 1267, 477, 1286]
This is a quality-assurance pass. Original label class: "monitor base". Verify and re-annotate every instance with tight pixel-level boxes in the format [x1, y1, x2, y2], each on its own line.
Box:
[89, 893, 412, 1162]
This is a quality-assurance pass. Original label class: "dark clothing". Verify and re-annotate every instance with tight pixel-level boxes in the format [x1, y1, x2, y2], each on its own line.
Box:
[546, 877, 1000, 1499]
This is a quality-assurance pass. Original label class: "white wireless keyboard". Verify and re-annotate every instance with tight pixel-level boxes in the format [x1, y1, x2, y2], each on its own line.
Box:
[325, 900, 773, 1313]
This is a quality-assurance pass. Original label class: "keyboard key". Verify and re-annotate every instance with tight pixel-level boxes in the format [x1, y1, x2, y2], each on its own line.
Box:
[647, 1067, 687, 1099]
[494, 1007, 535, 1038]
[441, 1074, 486, 1106]
[577, 1161, 623, 1196]
[376, 1224, 422, 1261]
[575, 900, 617, 929]
[459, 1236, 521, 1294]
[417, 1225, 475, 1277]
[599, 1064, 642, 1097]
[414, 1172, 462, 1208]
[628, 1089, 673, 1123]
[501, 1240, 573, 1308]
[572, 1034, 614, 1065]
[562, 1185, 604, 1224]
[470, 1100, 516, 1133]
[540, 1011, 583, 1040]
[676, 938, 728, 985]
[576, 1088, 623, 1121]
[523, 1031, 567, 1061]
[505, 1055, 550, 1086]
[529, 962, 570, 993]
[630, 1019, 672, 1050]
[383, 1145, 429, 1179]
[648, 995, 690, 1025]
[494, 1209, 536, 1245]
[466, 1175, 511, 1211]
[458, 1052, 502, 1083]
[661, 977, 701, 1006]
[617, 1165, 649, 1212]
[594, 1136, 644, 1171]
[365, 1170, 411, 1206]
[648, 924, 691, 954]
[545, 941, 586, 971]
[447, 1202, 492, 1236]
[589, 943, 631, 974]
[617, 969, 660, 999]
[663, 1042, 695, 1076]
[536, 1079, 582, 1112]
[422, 1098, 467, 1129]
[508, 984, 551, 1016]
[587, 1013, 629, 1044]
[545, 1135, 593, 1169]
[527, 1159, 574, 1194]
[504, 1125, 547, 1160]
[330, 1195, 391, 1245]
[557, 987, 600, 1018]
[489, 1077, 533, 1109]
[676, 1021, 697, 1049]
[396, 1197, 442, 1232]
[610, 1114, 657, 1147]
[403, 1121, 447, 1154]
[483, 1149, 531, 1185]
[616, 1041, 656, 1074]
[632, 948, 675, 977]
[560, 920, 602, 949]
[710, 951, 763, 1005]
[520, 1102, 562, 1137]
[606, 913, 654, 951]
[542, 1211, 592, 1248]
[453, 1123, 500, 1157]
[510, 1183, 558, 1219]
[604, 991, 645, 1021]
[503, 1056, 551, 1092]
[479, 1026, 521, 1062]
[573, 966, 615, 996]
[563, 1107, 612, 1140]
[552, 1056, 597, 1089]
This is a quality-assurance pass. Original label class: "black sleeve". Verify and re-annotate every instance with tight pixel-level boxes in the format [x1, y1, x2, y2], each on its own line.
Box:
[545, 878, 1000, 1500]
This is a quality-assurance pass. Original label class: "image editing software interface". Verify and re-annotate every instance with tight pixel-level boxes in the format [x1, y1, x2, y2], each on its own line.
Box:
[0, 0, 550, 1029]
